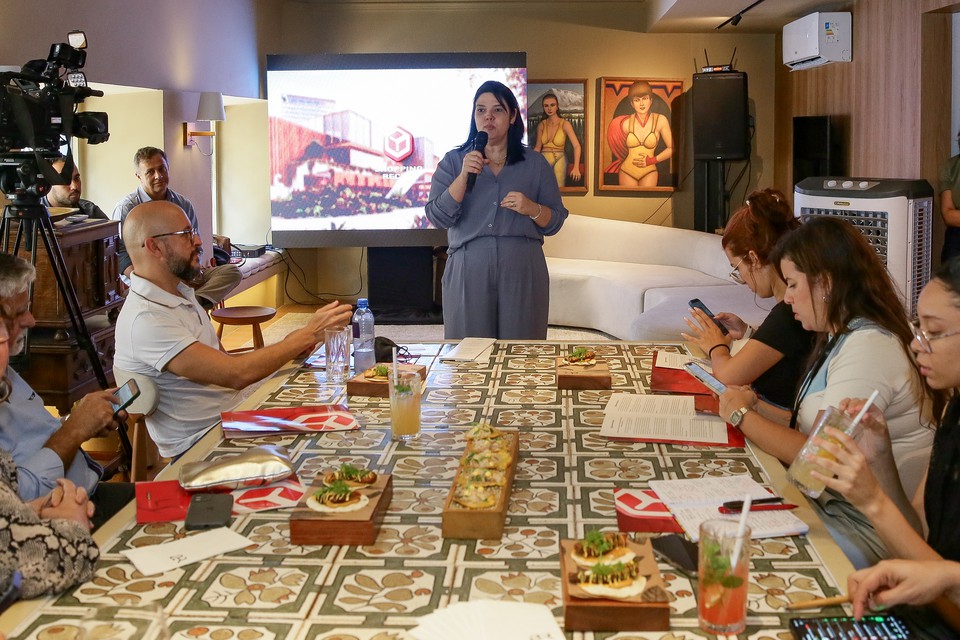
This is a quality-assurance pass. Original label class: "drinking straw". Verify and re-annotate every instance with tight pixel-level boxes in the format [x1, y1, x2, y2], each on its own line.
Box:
[848, 389, 880, 431]
[392, 347, 399, 387]
[730, 494, 751, 566]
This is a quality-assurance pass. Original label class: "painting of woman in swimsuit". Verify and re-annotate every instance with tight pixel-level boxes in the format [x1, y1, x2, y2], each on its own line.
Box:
[528, 80, 587, 194]
[599, 77, 682, 193]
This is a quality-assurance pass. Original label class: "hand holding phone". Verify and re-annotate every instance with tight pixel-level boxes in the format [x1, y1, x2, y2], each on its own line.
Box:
[684, 361, 727, 395]
[688, 298, 729, 336]
[111, 379, 140, 416]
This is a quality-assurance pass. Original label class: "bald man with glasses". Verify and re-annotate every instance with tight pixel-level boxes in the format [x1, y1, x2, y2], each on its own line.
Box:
[114, 201, 352, 458]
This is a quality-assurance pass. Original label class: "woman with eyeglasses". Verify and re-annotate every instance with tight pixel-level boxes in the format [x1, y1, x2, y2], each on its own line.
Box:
[805, 258, 960, 632]
[718, 216, 942, 568]
[682, 188, 816, 409]
[0, 321, 100, 598]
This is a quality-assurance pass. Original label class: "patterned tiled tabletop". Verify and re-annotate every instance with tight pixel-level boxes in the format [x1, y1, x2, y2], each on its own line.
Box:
[5, 341, 853, 640]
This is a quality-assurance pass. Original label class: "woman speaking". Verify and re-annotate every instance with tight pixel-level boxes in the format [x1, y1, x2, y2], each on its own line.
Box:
[426, 80, 568, 339]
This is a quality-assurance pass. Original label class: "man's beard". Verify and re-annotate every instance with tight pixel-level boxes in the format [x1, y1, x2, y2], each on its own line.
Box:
[170, 252, 201, 282]
[10, 334, 26, 356]
[48, 191, 79, 208]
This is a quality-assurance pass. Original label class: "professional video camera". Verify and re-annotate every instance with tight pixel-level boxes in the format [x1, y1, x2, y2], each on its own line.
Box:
[0, 30, 108, 200]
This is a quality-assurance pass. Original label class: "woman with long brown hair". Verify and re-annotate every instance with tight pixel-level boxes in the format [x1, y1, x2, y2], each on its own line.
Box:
[719, 216, 941, 568]
[682, 189, 815, 409]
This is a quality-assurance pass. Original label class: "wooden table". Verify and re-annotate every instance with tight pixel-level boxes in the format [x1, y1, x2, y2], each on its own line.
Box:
[1, 340, 854, 639]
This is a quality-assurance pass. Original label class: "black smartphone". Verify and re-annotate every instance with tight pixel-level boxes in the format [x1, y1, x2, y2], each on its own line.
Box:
[111, 379, 140, 416]
[789, 614, 911, 639]
[688, 298, 729, 335]
[184, 493, 234, 530]
[684, 361, 728, 395]
[650, 534, 699, 576]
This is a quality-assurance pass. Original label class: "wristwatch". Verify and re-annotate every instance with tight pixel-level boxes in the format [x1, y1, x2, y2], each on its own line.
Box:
[728, 406, 752, 427]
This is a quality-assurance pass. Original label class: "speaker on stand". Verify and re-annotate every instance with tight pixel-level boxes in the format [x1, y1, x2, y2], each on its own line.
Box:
[692, 71, 749, 232]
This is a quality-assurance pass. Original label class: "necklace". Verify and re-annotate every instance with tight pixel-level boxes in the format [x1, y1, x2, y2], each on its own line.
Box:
[489, 154, 506, 167]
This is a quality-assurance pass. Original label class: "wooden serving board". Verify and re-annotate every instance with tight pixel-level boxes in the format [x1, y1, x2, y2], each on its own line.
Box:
[289, 473, 392, 546]
[441, 432, 520, 540]
[556, 358, 612, 390]
[560, 538, 670, 632]
[345, 363, 428, 397]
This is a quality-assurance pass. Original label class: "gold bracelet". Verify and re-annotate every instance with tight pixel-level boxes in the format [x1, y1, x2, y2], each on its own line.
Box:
[530, 204, 543, 222]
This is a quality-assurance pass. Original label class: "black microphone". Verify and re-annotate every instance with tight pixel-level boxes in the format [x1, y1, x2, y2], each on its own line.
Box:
[465, 131, 488, 193]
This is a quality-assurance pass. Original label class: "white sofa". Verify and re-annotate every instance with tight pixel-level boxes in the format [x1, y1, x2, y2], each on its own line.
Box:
[543, 215, 774, 340]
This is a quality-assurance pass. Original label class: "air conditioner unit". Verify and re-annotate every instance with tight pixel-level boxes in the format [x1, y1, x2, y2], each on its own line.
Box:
[793, 177, 933, 316]
[783, 12, 852, 71]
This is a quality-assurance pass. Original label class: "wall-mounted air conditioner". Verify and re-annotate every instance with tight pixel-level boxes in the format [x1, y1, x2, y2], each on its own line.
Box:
[783, 12, 852, 71]
[793, 177, 933, 316]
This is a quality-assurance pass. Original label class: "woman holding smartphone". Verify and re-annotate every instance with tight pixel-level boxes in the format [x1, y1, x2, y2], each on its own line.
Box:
[717, 216, 941, 568]
[682, 189, 816, 409]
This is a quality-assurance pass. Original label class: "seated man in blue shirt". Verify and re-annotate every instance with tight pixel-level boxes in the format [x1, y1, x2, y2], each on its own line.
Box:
[113, 146, 241, 310]
[0, 253, 132, 529]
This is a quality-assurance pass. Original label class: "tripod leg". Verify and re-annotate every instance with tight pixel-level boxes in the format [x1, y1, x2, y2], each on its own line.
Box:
[33, 215, 133, 466]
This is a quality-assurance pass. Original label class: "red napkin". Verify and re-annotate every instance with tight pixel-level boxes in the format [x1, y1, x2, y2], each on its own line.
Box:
[134, 480, 191, 523]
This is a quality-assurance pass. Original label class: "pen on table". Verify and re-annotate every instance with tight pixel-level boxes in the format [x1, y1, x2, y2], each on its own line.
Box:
[718, 503, 797, 514]
[785, 594, 851, 610]
[720, 496, 796, 513]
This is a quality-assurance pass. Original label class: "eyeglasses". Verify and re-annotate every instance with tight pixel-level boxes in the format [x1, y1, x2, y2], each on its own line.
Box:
[143, 228, 198, 246]
[729, 256, 746, 285]
[911, 319, 960, 353]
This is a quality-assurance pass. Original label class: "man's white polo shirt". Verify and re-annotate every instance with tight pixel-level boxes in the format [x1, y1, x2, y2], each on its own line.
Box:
[114, 274, 241, 457]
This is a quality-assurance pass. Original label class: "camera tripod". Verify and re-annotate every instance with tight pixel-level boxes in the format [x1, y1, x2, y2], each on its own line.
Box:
[1, 199, 133, 471]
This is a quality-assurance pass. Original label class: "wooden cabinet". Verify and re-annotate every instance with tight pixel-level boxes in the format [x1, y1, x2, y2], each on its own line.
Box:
[7, 218, 123, 413]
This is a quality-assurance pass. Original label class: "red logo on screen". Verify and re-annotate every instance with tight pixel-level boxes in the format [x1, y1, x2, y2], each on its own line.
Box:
[384, 126, 414, 163]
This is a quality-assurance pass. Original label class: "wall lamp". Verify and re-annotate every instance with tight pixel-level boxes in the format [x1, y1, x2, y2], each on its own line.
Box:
[183, 91, 226, 154]
[716, 0, 767, 29]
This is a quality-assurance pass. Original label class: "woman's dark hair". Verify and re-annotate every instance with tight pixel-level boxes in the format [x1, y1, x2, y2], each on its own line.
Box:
[722, 188, 799, 265]
[772, 216, 945, 423]
[459, 80, 526, 165]
[541, 92, 562, 116]
[933, 257, 960, 305]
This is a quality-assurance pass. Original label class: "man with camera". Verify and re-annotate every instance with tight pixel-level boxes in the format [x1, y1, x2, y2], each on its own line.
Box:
[0, 253, 133, 529]
[40, 156, 109, 220]
[113, 146, 241, 310]
[114, 200, 351, 459]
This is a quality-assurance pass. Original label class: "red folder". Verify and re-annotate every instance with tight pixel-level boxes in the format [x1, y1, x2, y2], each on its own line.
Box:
[650, 351, 713, 395]
[614, 488, 683, 533]
[221, 405, 359, 439]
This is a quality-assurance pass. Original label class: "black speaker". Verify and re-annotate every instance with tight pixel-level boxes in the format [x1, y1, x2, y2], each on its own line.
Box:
[793, 115, 843, 186]
[693, 72, 749, 160]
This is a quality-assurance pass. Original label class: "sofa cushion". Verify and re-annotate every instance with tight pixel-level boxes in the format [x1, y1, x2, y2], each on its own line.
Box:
[546, 257, 733, 340]
[543, 214, 732, 280]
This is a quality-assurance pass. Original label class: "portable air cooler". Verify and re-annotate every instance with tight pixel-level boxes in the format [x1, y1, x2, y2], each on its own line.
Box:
[793, 177, 934, 315]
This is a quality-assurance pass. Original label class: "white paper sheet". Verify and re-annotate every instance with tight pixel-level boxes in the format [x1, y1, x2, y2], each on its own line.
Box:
[600, 393, 728, 444]
[440, 337, 496, 362]
[648, 476, 809, 541]
[120, 528, 253, 576]
[656, 351, 710, 371]
[411, 601, 564, 640]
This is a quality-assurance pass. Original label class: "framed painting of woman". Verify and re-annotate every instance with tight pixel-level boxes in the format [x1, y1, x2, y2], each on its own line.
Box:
[598, 77, 682, 193]
[528, 79, 588, 194]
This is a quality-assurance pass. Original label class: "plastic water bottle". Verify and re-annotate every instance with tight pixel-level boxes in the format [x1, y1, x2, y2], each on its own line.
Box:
[352, 298, 377, 371]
